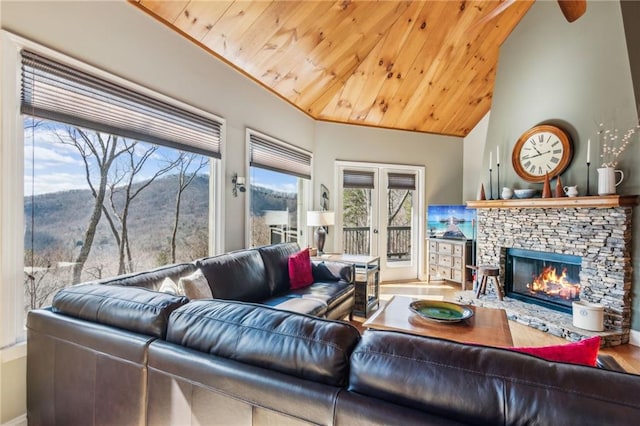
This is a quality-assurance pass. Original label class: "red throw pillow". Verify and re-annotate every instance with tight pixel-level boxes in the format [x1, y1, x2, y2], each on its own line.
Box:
[509, 336, 600, 367]
[288, 248, 314, 289]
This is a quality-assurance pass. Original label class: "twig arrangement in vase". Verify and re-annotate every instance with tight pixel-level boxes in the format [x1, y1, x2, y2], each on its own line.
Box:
[597, 120, 639, 168]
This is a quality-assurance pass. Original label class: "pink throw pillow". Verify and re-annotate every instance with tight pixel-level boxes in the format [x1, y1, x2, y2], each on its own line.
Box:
[288, 248, 314, 289]
[509, 336, 600, 366]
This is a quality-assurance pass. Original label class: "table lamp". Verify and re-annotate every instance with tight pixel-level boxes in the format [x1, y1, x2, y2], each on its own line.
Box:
[306, 211, 335, 255]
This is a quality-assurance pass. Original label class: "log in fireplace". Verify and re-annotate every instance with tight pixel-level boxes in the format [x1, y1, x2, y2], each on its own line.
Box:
[505, 248, 581, 314]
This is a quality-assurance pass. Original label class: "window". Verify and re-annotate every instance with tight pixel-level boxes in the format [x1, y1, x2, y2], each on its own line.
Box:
[247, 130, 311, 248]
[6, 40, 225, 335]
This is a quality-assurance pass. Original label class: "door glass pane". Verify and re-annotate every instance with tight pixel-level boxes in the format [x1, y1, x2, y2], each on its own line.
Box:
[387, 188, 413, 263]
[342, 188, 371, 255]
[249, 167, 300, 247]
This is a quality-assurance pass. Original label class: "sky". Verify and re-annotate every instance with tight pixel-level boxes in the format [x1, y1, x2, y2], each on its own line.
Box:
[24, 119, 298, 196]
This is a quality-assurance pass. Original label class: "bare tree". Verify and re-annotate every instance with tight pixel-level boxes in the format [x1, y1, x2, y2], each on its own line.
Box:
[105, 143, 180, 274]
[57, 127, 131, 284]
[24, 248, 73, 310]
[170, 153, 208, 263]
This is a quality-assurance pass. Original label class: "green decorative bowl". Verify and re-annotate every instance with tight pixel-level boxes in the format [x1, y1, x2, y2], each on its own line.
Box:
[409, 300, 474, 323]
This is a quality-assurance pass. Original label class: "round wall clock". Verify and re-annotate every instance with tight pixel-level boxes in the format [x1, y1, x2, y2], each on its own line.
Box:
[511, 124, 573, 183]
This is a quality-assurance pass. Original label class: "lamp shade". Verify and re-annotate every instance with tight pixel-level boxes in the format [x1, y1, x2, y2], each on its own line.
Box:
[307, 211, 335, 227]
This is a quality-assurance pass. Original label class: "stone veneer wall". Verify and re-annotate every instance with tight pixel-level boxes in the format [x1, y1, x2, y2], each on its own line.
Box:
[476, 206, 633, 344]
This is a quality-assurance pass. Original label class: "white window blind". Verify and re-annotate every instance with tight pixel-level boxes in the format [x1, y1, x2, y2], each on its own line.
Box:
[388, 172, 416, 190]
[21, 49, 222, 158]
[343, 170, 375, 189]
[249, 133, 311, 179]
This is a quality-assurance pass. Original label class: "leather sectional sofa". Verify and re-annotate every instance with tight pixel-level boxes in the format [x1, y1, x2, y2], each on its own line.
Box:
[74, 242, 355, 320]
[28, 283, 640, 425]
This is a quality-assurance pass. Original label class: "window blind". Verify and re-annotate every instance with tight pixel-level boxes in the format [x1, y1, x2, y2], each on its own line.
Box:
[249, 133, 311, 179]
[343, 170, 375, 189]
[20, 49, 222, 158]
[388, 172, 416, 190]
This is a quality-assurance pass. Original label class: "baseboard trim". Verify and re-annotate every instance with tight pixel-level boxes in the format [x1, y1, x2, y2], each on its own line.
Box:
[629, 329, 640, 347]
[2, 413, 26, 426]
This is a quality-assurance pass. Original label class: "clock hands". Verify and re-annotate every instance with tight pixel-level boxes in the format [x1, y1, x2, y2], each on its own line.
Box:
[522, 149, 552, 160]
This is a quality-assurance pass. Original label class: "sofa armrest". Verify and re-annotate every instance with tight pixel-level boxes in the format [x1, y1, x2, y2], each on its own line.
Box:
[312, 261, 355, 284]
[596, 354, 627, 372]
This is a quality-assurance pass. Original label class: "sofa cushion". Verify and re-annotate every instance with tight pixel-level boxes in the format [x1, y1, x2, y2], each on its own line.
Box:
[262, 295, 328, 317]
[52, 284, 188, 339]
[196, 250, 270, 302]
[289, 281, 354, 308]
[509, 336, 600, 366]
[178, 269, 213, 300]
[258, 242, 300, 295]
[99, 262, 197, 291]
[288, 248, 314, 289]
[312, 261, 354, 283]
[166, 300, 360, 386]
[349, 330, 640, 425]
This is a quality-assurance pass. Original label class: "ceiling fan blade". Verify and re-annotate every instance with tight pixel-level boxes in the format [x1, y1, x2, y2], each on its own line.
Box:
[557, 0, 586, 23]
[474, 0, 517, 28]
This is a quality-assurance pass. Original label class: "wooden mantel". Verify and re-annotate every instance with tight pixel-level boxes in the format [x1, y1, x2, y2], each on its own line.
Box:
[466, 195, 639, 209]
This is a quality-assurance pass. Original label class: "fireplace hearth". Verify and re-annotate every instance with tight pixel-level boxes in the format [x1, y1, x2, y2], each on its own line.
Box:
[505, 248, 581, 313]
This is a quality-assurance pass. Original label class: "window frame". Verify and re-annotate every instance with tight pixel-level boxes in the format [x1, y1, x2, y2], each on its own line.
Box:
[245, 128, 312, 249]
[1, 31, 225, 347]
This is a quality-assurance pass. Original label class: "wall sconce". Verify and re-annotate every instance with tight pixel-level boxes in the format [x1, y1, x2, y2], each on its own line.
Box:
[232, 173, 246, 197]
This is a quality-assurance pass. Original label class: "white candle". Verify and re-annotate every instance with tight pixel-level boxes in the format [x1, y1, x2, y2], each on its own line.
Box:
[497, 146, 500, 165]
[489, 152, 492, 170]
[587, 138, 591, 163]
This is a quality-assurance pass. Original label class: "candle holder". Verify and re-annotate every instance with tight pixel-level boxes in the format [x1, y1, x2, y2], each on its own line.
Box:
[586, 161, 591, 196]
[496, 163, 500, 198]
[488, 168, 493, 200]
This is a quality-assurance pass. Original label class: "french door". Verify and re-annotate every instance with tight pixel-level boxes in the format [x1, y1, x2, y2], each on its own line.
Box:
[336, 162, 424, 281]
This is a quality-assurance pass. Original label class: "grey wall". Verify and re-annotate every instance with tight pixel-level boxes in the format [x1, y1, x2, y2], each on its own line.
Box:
[314, 121, 463, 254]
[463, 111, 490, 201]
[484, 0, 640, 329]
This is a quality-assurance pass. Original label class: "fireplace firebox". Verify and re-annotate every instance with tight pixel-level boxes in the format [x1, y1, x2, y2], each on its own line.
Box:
[505, 248, 581, 313]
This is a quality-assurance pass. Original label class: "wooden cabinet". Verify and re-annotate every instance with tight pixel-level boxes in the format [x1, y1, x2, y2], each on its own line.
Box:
[428, 238, 472, 289]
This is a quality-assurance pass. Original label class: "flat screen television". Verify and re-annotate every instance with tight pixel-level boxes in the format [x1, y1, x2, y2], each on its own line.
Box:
[427, 204, 476, 240]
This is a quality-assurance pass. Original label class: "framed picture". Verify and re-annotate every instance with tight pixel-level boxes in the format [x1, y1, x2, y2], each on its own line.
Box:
[320, 184, 329, 211]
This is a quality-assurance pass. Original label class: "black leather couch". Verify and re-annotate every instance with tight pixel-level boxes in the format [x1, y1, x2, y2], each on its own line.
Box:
[81, 242, 355, 320]
[27, 284, 640, 426]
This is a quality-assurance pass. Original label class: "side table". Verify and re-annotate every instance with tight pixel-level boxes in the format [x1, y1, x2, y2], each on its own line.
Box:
[314, 254, 380, 318]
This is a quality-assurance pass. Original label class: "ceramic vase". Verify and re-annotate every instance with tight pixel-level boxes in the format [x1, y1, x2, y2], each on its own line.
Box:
[555, 175, 565, 198]
[541, 173, 552, 198]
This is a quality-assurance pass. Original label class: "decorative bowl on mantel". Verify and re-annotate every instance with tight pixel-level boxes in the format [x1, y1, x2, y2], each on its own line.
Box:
[513, 189, 538, 199]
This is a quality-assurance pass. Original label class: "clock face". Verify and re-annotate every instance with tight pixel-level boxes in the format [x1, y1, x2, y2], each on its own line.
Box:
[512, 125, 573, 183]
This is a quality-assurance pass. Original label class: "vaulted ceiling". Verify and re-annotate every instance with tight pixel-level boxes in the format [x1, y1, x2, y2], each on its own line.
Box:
[131, 0, 536, 137]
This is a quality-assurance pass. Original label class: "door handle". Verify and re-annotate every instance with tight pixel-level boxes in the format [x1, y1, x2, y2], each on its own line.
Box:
[373, 229, 379, 234]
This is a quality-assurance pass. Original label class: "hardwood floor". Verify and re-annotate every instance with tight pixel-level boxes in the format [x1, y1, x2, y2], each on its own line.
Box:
[368, 280, 640, 374]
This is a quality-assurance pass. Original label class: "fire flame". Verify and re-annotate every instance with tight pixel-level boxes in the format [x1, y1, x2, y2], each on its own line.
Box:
[527, 266, 580, 300]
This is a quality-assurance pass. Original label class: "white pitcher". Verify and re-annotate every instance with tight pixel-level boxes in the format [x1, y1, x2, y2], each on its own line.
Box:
[597, 167, 624, 195]
[563, 185, 579, 197]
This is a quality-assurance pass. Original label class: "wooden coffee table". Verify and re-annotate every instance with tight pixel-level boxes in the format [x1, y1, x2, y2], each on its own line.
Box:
[362, 295, 514, 347]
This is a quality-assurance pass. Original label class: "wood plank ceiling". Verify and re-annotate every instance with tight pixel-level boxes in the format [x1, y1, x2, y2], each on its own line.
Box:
[131, 1, 534, 137]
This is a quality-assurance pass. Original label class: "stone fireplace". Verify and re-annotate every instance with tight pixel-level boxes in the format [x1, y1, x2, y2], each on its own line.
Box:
[464, 196, 638, 347]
